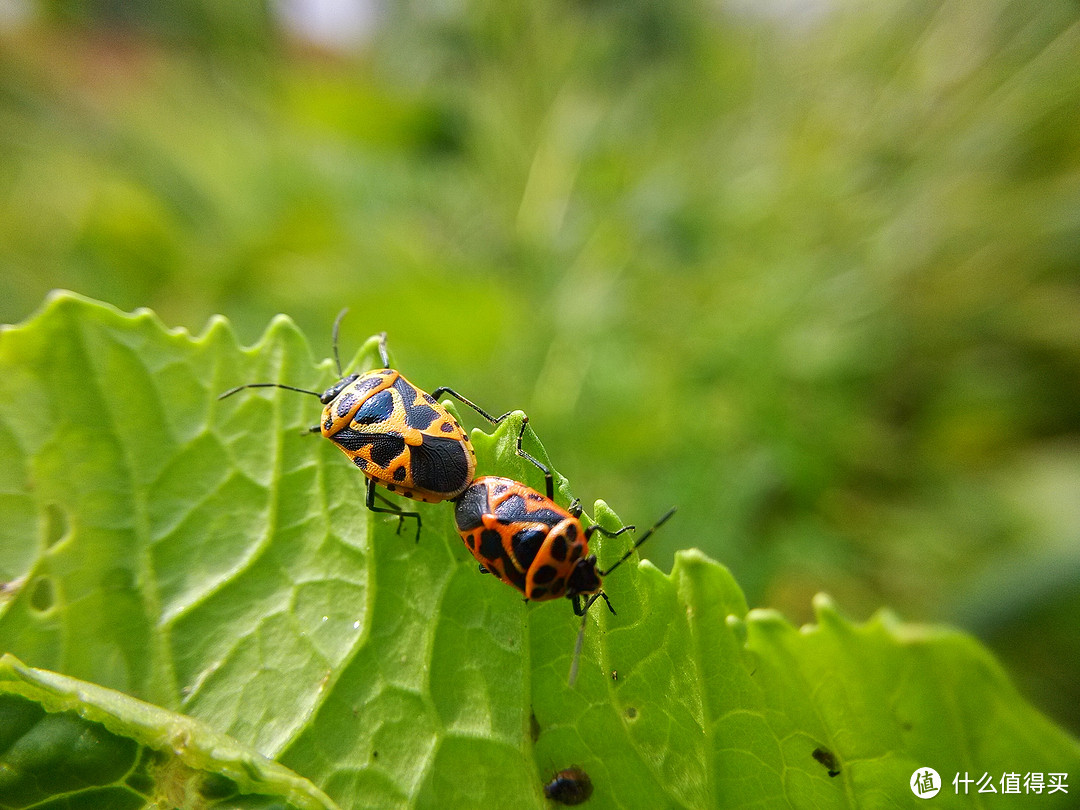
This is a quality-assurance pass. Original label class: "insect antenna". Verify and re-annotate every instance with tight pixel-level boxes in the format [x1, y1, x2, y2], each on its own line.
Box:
[217, 382, 323, 400]
[598, 507, 676, 577]
[568, 613, 588, 687]
[330, 307, 349, 377]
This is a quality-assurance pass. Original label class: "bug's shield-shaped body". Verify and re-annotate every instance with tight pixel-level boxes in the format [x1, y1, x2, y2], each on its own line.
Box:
[321, 367, 476, 502]
[454, 476, 599, 602]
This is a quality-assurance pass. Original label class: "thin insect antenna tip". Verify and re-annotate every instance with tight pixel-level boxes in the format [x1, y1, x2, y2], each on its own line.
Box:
[217, 382, 322, 400]
[568, 613, 588, 687]
[331, 308, 350, 376]
[598, 505, 677, 577]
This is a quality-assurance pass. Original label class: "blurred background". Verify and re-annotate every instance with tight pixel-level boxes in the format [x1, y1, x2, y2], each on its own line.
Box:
[1, 0, 1078, 734]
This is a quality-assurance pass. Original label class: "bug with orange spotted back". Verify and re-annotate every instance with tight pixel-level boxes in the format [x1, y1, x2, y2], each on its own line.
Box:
[453, 418, 675, 683]
[219, 310, 512, 540]
[543, 766, 593, 805]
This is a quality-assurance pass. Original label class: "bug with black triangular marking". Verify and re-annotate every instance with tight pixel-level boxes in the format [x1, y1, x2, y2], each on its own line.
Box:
[220, 310, 511, 541]
[453, 418, 675, 683]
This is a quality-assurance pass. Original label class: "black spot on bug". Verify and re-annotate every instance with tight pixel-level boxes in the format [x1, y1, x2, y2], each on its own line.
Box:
[530, 585, 548, 600]
[532, 564, 558, 584]
[353, 374, 387, 394]
[335, 392, 359, 418]
[353, 389, 394, 425]
[439, 421, 455, 433]
[454, 485, 491, 532]
[479, 529, 504, 562]
[393, 466, 407, 482]
[394, 378, 440, 430]
[550, 533, 569, 562]
[332, 427, 406, 471]
[565, 523, 577, 542]
[352, 457, 368, 470]
[498, 494, 564, 526]
[569, 543, 584, 562]
[465, 533, 477, 550]
[475, 529, 526, 591]
[387, 484, 397, 492]
[512, 528, 547, 571]
[812, 747, 841, 777]
[410, 435, 471, 496]
[549, 577, 565, 595]
[368, 435, 406, 468]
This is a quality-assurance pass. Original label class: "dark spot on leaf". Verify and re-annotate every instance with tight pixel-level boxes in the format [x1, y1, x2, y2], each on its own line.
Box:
[530, 712, 541, 742]
[812, 747, 841, 777]
[199, 773, 238, 800]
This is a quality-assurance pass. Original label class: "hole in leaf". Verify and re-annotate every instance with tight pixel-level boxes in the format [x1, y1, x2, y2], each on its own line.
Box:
[530, 712, 541, 742]
[29, 577, 55, 612]
[43, 503, 69, 548]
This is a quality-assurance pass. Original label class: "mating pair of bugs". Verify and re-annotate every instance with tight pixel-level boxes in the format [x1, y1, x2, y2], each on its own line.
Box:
[220, 310, 674, 684]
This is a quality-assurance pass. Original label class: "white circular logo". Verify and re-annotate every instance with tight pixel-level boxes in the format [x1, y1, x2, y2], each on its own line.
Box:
[911, 768, 941, 798]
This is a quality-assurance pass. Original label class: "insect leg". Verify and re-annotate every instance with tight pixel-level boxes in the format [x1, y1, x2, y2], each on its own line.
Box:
[365, 478, 422, 542]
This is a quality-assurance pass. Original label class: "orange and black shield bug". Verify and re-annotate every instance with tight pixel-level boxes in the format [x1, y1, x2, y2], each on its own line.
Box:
[453, 419, 675, 683]
[220, 310, 511, 540]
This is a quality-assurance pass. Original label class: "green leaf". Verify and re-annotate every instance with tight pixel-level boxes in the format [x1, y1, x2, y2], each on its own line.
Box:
[1, 292, 1078, 809]
[0, 653, 339, 810]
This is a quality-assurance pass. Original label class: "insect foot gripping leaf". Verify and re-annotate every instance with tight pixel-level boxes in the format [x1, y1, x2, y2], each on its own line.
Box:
[1, 293, 1078, 810]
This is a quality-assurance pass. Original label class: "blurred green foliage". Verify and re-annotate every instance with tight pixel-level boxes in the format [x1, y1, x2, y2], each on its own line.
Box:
[1, 0, 1078, 735]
